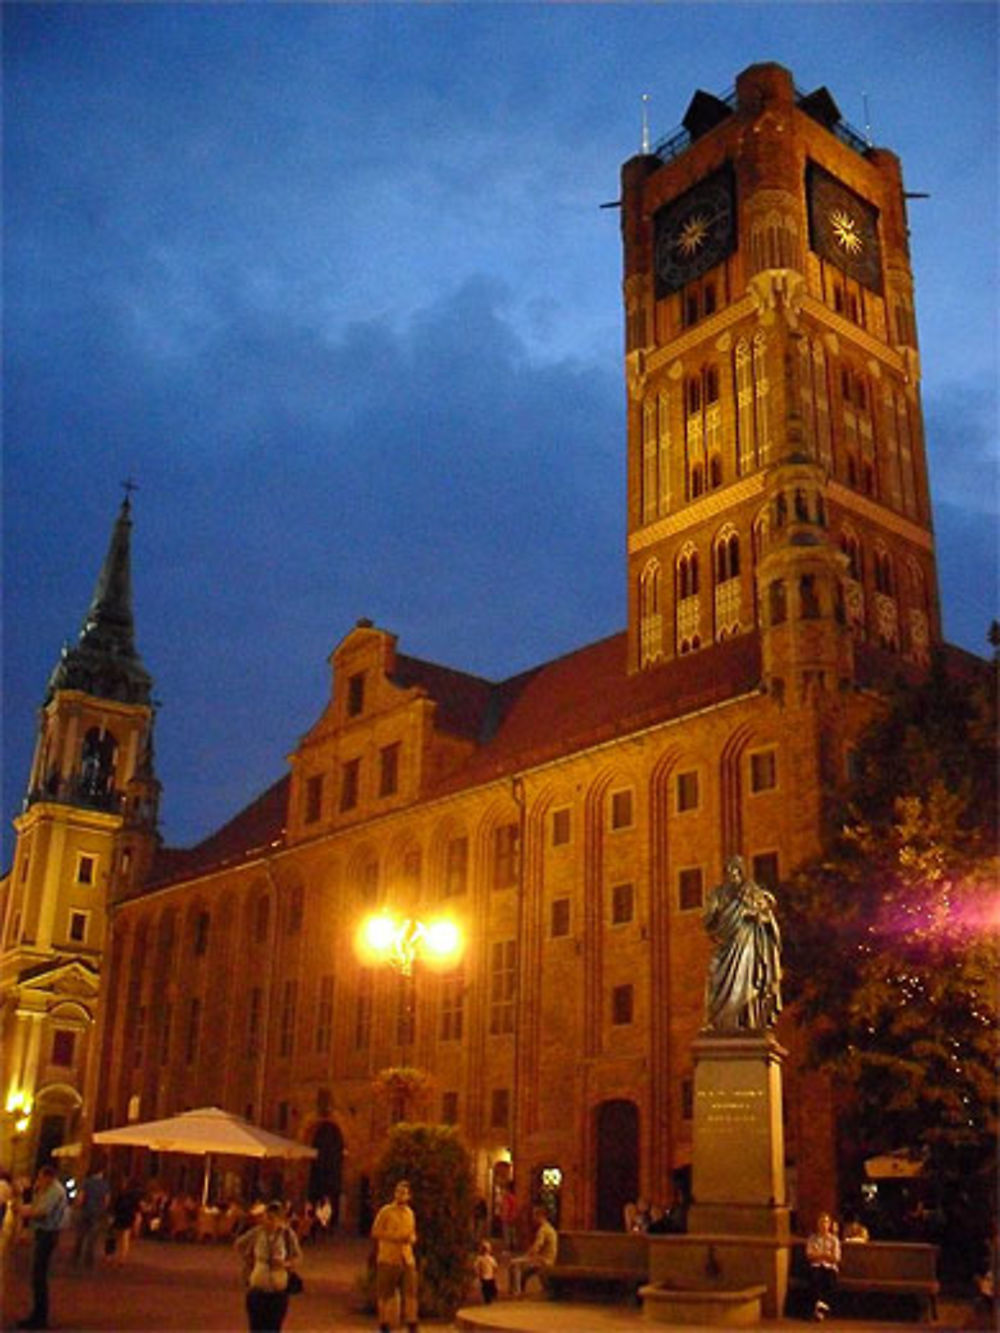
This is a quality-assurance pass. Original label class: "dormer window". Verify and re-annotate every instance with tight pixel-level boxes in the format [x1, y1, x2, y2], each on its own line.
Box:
[347, 672, 366, 717]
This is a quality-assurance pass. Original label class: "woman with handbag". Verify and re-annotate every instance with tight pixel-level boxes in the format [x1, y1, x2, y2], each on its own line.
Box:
[234, 1201, 302, 1333]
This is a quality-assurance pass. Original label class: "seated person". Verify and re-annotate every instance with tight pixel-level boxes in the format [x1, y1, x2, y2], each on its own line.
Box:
[508, 1206, 557, 1296]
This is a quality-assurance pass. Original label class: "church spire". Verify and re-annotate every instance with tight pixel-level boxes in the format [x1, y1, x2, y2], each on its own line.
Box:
[46, 491, 152, 705]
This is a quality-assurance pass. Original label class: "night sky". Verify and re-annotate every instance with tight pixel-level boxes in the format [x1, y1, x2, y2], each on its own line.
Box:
[4, 3, 997, 863]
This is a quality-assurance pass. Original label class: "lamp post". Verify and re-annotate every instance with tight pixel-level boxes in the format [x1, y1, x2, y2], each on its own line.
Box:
[356, 912, 464, 1120]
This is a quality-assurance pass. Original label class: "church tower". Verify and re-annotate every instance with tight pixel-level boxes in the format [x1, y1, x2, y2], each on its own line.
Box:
[622, 63, 939, 701]
[0, 494, 157, 1170]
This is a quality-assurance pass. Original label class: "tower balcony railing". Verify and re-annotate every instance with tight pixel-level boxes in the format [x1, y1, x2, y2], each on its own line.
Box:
[24, 775, 124, 816]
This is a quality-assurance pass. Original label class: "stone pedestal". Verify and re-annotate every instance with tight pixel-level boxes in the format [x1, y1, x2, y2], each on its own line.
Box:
[641, 1033, 791, 1319]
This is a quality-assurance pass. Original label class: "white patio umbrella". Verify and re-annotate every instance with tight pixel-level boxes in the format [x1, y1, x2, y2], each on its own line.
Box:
[93, 1106, 317, 1204]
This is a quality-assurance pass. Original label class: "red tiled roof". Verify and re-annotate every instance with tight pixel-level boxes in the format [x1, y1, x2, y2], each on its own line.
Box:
[147, 775, 289, 888]
[391, 653, 500, 740]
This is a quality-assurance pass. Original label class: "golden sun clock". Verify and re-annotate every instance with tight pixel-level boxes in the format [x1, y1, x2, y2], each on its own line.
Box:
[807, 163, 882, 291]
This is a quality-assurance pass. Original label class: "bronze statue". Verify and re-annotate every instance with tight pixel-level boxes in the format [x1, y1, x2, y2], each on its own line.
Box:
[703, 854, 782, 1031]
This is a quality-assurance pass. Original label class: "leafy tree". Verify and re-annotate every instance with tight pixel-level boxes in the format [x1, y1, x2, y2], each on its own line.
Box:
[783, 651, 998, 1270]
[373, 1122, 475, 1317]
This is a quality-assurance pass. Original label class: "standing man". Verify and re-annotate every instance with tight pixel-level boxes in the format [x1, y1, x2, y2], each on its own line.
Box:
[508, 1205, 558, 1296]
[370, 1179, 418, 1333]
[72, 1157, 110, 1268]
[15, 1163, 68, 1330]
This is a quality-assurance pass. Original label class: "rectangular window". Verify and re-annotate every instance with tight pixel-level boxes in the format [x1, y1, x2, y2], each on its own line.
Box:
[279, 979, 298, 1057]
[552, 807, 571, 846]
[316, 974, 334, 1054]
[246, 986, 262, 1058]
[159, 1004, 172, 1066]
[490, 1088, 510, 1130]
[186, 997, 201, 1064]
[51, 1029, 75, 1067]
[69, 910, 88, 944]
[194, 910, 210, 956]
[489, 940, 516, 1035]
[611, 882, 635, 925]
[752, 852, 780, 890]
[750, 749, 777, 793]
[355, 969, 373, 1050]
[277, 1101, 290, 1132]
[304, 774, 323, 824]
[340, 758, 360, 812]
[550, 897, 571, 938]
[677, 770, 700, 812]
[444, 836, 468, 896]
[347, 671, 365, 717]
[439, 969, 465, 1042]
[77, 854, 96, 885]
[612, 984, 634, 1025]
[493, 823, 519, 889]
[379, 742, 401, 797]
[610, 789, 634, 830]
[441, 1091, 459, 1125]
[132, 1005, 147, 1069]
[678, 867, 704, 911]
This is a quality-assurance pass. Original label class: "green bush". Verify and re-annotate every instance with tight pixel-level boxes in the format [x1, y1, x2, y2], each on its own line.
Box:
[374, 1122, 475, 1318]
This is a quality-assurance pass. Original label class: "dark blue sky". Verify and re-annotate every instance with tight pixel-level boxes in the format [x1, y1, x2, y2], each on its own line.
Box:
[4, 4, 997, 861]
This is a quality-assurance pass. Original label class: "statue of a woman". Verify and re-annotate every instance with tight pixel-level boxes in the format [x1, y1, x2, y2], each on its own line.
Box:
[703, 854, 782, 1032]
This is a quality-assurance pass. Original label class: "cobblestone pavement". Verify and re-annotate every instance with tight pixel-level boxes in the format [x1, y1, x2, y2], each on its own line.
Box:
[1, 1233, 983, 1333]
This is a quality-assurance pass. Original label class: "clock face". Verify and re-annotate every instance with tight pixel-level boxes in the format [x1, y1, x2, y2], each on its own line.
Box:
[808, 164, 882, 292]
[654, 169, 735, 297]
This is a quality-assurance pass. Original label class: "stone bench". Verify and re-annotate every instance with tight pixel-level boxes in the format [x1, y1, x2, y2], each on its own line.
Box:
[547, 1230, 649, 1301]
[789, 1239, 940, 1321]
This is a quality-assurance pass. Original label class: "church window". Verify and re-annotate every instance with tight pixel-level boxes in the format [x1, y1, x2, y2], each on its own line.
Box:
[874, 549, 894, 595]
[316, 974, 334, 1054]
[750, 750, 778, 793]
[304, 774, 323, 824]
[709, 454, 723, 489]
[768, 579, 787, 625]
[678, 866, 704, 911]
[550, 897, 571, 938]
[441, 1091, 459, 1125]
[612, 984, 634, 1025]
[51, 1030, 75, 1067]
[132, 1006, 146, 1069]
[77, 854, 96, 886]
[703, 282, 717, 317]
[676, 770, 700, 813]
[69, 910, 88, 943]
[193, 910, 210, 956]
[440, 968, 465, 1041]
[705, 366, 720, 403]
[444, 836, 469, 896]
[185, 997, 201, 1064]
[715, 531, 740, 583]
[686, 378, 702, 415]
[678, 548, 700, 599]
[610, 788, 634, 830]
[490, 1088, 510, 1130]
[552, 807, 571, 846]
[354, 969, 373, 1050]
[611, 882, 635, 925]
[493, 823, 519, 889]
[752, 852, 780, 890]
[639, 560, 663, 667]
[377, 741, 400, 797]
[800, 574, 821, 619]
[340, 757, 360, 811]
[489, 940, 516, 1035]
[246, 987, 262, 1058]
[279, 979, 298, 1057]
[347, 671, 365, 717]
[690, 463, 704, 498]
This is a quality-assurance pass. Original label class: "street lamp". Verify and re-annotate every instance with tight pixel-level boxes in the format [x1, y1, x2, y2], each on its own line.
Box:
[357, 913, 464, 977]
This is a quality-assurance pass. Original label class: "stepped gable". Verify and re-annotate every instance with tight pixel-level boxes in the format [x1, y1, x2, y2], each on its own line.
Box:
[425, 629, 764, 795]
[147, 774, 289, 888]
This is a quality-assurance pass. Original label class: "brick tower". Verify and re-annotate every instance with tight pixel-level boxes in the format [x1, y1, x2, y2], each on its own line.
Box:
[621, 62, 938, 703]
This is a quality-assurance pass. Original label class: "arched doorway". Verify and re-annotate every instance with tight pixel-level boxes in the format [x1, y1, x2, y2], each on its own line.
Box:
[308, 1121, 344, 1224]
[594, 1099, 640, 1230]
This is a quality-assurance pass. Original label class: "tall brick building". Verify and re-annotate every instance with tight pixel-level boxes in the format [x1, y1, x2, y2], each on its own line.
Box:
[3, 64, 948, 1230]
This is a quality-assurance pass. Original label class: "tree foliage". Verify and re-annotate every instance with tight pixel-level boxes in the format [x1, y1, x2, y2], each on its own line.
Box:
[783, 652, 998, 1174]
[374, 1122, 475, 1317]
